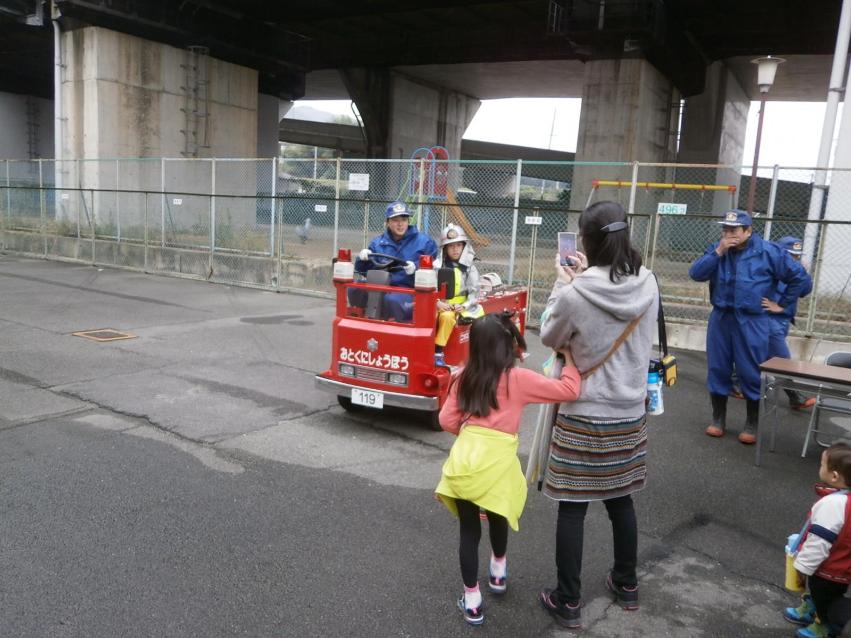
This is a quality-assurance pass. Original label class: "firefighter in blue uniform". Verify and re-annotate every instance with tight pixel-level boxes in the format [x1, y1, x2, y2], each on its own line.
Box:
[355, 201, 438, 322]
[763, 236, 815, 408]
[689, 211, 809, 444]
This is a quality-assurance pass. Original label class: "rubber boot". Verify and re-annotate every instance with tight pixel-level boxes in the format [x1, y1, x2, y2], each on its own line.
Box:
[705, 394, 727, 437]
[786, 389, 817, 411]
[738, 399, 759, 444]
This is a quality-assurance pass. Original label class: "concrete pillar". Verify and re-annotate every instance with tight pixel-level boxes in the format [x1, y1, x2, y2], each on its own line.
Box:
[677, 62, 749, 213]
[257, 94, 285, 158]
[569, 59, 675, 213]
[386, 74, 480, 161]
[816, 97, 851, 298]
[0, 92, 54, 159]
[61, 26, 258, 161]
[58, 26, 260, 227]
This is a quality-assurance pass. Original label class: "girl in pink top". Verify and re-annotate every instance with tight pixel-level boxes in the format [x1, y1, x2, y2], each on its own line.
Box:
[436, 312, 580, 626]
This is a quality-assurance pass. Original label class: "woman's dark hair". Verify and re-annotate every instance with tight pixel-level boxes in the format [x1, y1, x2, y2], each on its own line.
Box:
[456, 313, 526, 417]
[578, 201, 642, 282]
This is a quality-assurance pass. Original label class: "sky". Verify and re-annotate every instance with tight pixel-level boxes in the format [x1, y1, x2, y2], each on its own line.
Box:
[290, 98, 839, 170]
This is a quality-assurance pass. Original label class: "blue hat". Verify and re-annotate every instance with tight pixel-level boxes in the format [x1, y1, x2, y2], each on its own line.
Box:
[778, 236, 803, 255]
[385, 201, 411, 218]
[717, 210, 752, 227]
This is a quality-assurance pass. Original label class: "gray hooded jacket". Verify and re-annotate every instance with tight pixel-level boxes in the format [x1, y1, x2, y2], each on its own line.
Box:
[540, 265, 659, 418]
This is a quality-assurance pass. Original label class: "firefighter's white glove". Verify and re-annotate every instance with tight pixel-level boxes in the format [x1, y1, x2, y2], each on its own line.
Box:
[357, 248, 371, 261]
[403, 261, 416, 275]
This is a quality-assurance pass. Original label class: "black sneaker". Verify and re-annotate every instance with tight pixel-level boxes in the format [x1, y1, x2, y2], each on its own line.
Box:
[539, 589, 582, 629]
[606, 573, 639, 610]
[457, 596, 484, 626]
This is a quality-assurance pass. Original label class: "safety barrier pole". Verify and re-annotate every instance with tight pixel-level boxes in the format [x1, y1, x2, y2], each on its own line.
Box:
[39, 160, 47, 257]
[143, 192, 149, 272]
[160, 158, 166, 247]
[270, 157, 277, 256]
[333, 156, 341, 255]
[805, 222, 828, 335]
[764, 165, 780, 241]
[362, 198, 370, 248]
[89, 189, 95, 266]
[210, 158, 216, 276]
[508, 159, 522, 284]
[525, 207, 540, 326]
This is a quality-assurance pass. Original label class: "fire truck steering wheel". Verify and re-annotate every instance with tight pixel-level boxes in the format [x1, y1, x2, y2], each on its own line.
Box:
[367, 252, 406, 270]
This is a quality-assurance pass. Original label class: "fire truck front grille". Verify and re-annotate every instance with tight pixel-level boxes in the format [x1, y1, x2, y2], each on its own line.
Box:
[353, 365, 387, 382]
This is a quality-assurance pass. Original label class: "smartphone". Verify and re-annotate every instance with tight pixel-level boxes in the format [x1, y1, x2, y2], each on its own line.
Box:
[558, 232, 577, 267]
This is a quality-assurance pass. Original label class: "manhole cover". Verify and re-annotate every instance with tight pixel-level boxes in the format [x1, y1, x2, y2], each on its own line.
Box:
[72, 329, 137, 342]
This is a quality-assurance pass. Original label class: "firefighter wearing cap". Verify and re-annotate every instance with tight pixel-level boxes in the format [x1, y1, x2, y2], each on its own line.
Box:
[433, 224, 484, 365]
[761, 236, 814, 408]
[354, 201, 438, 321]
[689, 211, 810, 444]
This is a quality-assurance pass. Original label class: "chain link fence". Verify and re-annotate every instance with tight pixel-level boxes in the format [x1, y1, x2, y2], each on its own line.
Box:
[2, 158, 851, 340]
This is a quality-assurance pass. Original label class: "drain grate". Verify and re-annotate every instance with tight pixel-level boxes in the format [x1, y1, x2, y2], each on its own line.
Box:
[72, 328, 137, 342]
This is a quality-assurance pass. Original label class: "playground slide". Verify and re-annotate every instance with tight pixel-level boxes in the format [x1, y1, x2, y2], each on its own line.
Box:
[445, 189, 490, 247]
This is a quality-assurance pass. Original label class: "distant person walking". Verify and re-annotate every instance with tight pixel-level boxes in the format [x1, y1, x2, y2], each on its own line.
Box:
[689, 211, 809, 444]
[295, 217, 311, 244]
[435, 313, 580, 626]
[538, 201, 658, 629]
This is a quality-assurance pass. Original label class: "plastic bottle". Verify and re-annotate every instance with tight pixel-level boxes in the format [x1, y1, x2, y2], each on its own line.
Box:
[785, 533, 804, 592]
[647, 371, 664, 415]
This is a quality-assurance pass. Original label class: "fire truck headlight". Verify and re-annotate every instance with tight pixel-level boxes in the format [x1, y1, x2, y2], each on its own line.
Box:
[338, 363, 355, 377]
[387, 372, 408, 386]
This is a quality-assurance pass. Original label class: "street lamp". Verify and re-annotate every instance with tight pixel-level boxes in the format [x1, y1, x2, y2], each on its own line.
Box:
[746, 55, 786, 214]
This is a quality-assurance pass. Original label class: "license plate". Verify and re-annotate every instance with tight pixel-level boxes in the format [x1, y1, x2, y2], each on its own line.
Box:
[351, 388, 384, 409]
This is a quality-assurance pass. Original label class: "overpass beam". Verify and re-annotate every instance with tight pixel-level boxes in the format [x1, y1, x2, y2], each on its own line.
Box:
[343, 69, 480, 160]
[569, 59, 675, 212]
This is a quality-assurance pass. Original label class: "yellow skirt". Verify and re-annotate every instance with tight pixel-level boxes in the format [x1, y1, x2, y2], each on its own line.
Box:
[435, 425, 527, 531]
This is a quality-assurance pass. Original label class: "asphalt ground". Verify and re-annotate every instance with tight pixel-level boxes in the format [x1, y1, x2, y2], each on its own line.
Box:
[0, 254, 840, 638]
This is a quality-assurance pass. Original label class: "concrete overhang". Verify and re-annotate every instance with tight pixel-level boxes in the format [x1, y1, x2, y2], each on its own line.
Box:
[306, 55, 834, 103]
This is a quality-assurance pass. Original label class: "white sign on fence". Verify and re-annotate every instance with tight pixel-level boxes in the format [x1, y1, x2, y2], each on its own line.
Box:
[60, 193, 69, 200]
[172, 198, 183, 206]
[657, 202, 687, 215]
[525, 216, 543, 225]
[348, 173, 370, 191]
[314, 204, 328, 212]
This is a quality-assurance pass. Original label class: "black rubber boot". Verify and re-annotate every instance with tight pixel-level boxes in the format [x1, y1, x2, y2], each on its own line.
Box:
[739, 399, 760, 444]
[706, 394, 727, 437]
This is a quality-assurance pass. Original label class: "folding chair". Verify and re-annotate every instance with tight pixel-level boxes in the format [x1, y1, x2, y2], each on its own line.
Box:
[801, 351, 851, 457]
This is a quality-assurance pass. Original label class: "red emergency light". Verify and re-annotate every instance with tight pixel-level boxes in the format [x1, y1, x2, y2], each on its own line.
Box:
[419, 255, 433, 269]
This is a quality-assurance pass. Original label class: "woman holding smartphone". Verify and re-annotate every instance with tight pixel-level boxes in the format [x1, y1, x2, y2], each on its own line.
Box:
[537, 201, 658, 630]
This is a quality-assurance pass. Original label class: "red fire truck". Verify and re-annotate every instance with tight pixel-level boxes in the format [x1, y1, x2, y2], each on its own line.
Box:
[314, 250, 528, 429]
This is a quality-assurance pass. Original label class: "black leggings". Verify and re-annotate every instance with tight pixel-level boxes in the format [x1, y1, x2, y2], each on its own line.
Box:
[456, 499, 509, 588]
[809, 574, 849, 627]
[555, 494, 637, 604]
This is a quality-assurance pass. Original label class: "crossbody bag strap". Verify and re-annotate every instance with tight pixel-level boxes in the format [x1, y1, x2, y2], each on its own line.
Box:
[656, 275, 668, 359]
[580, 313, 644, 380]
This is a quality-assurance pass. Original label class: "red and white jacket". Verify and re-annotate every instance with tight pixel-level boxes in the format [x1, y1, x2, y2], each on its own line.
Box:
[795, 490, 851, 584]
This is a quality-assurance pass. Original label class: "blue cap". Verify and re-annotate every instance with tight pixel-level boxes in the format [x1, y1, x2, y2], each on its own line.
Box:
[717, 210, 752, 227]
[778, 236, 803, 255]
[385, 201, 411, 218]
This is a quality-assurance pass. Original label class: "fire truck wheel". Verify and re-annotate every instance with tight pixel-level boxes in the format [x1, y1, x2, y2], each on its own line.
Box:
[427, 410, 443, 431]
[337, 395, 363, 412]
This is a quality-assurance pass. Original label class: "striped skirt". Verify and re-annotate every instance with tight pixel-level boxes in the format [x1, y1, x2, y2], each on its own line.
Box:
[543, 413, 647, 502]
